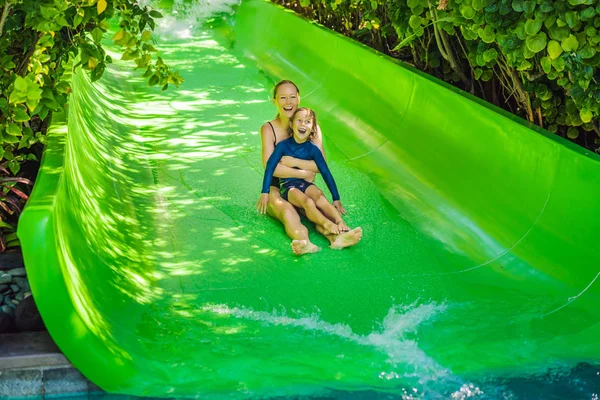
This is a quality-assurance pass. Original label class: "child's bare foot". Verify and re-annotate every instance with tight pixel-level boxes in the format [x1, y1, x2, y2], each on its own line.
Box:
[330, 227, 363, 250]
[323, 220, 340, 235]
[337, 220, 350, 232]
[291, 240, 321, 256]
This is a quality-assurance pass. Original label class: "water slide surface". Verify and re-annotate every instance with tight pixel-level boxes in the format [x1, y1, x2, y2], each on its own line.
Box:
[18, 0, 600, 397]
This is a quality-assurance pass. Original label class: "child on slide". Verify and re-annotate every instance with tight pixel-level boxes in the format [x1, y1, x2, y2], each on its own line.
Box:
[257, 107, 358, 248]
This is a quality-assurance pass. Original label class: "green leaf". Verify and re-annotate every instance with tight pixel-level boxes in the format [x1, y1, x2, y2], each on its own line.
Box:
[478, 25, 496, 43]
[526, 32, 547, 53]
[475, 68, 483, 80]
[8, 161, 20, 175]
[148, 74, 160, 86]
[512, 0, 524, 12]
[92, 27, 104, 43]
[580, 108, 593, 123]
[460, 5, 476, 19]
[522, 0, 535, 14]
[409, 15, 421, 29]
[525, 18, 542, 35]
[12, 108, 29, 122]
[579, 45, 596, 59]
[565, 11, 579, 28]
[549, 25, 570, 40]
[0, 99, 7, 110]
[149, 10, 163, 18]
[74, 14, 83, 28]
[518, 59, 532, 70]
[581, 7, 597, 20]
[39, 6, 56, 19]
[141, 30, 152, 42]
[13, 76, 27, 93]
[561, 34, 579, 51]
[540, 56, 552, 73]
[6, 123, 21, 136]
[483, 48, 498, 62]
[472, 0, 485, 11]
[481, 70, 494, 81]
[567, 127, 579, 139]
[547, 40, 563, 59]
[540, 1, 554, 12]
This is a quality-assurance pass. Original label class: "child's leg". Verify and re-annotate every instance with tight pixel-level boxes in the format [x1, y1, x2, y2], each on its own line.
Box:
[304, 185, 349, 232]
[287, 189, 340, 235]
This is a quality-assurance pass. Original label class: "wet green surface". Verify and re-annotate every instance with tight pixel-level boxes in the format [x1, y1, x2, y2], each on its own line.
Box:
[17, 0, 600, 398]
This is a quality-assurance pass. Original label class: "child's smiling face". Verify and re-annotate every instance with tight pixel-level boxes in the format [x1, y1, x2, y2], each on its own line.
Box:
[291, 109, 314, 142]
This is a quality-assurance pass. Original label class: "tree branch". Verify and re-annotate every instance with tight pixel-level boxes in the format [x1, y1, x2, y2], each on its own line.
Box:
[0, 2, 11, 37]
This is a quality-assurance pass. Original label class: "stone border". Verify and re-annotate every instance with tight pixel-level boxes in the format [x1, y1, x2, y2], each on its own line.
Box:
[0, 331, 104, 398]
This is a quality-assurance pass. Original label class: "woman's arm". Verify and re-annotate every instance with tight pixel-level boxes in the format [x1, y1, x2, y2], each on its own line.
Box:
[260, 124, 315, 180]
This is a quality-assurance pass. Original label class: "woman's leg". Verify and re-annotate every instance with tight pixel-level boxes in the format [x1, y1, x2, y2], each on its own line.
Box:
[287, 189, 340, 235]
[267, 188, 308, 240]
[267, 188, 319, 255]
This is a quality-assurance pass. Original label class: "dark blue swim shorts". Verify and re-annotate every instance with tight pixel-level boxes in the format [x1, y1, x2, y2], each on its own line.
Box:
[280, 179, 313, 201]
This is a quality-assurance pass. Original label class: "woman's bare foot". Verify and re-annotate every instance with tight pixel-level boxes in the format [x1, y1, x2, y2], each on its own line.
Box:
[337, 220, 350, 232]
[291, 240, 321, 256]
[323, 220, 340, 235]
[330, 227, 363, 250]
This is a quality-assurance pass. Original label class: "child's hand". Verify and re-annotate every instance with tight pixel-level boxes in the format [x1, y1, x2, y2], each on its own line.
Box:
[256, 193, 270, 214]
[333, 200, 347, 215]
[303, 170, 316, 182]
[280, 156, 296, 167]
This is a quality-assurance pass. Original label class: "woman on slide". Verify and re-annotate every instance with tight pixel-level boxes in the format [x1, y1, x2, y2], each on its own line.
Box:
[256, 80, 362, 255]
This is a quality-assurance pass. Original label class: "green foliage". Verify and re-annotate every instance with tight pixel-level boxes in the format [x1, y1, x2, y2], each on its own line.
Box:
[0, 0, 184, 166]
[275, 0, 600, 151]
[0, 160, 32, 252]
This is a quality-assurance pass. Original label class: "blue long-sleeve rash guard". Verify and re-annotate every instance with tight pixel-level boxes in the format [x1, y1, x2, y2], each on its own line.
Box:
[262, 137, 340, 201]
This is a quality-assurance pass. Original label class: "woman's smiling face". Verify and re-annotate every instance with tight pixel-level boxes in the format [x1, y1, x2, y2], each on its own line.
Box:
[291, 109, 314, 142]
[274, 83, 299, 119]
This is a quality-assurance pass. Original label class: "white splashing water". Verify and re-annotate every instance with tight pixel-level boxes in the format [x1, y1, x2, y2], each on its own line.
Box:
[140, 0, 239, 39]
[202, 302, 487, 397]
[205, 302, 449, 381]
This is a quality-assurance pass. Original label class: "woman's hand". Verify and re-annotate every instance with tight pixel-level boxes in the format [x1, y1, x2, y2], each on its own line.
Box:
[333, 200, 347, 215]
[280, 156, 296, 168]
[256, 193, 270, 214]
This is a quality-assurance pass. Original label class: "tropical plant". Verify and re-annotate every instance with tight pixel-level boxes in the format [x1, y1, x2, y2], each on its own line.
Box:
[0, 0, 184, 170]
[274, 0, 600, 152]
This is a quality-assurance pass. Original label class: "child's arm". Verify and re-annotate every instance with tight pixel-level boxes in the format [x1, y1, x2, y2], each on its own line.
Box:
[260, 124, 314, 180]
[311, 146, 340, 201]
[280, 157, 319, 173]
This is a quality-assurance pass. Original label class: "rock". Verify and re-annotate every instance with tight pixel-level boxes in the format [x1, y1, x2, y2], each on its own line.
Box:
[10, 284, 19, 292]
[7, 267, 26, 277]
[15, 295, 45, 332]
[0, 294, 3, 304]
[0, 252, 24, 271]
[1, 304, 14, 316]
[15, 292, 24, 301]
[0, 274, 12, 284]
[11, 299, 19, 305]
[14, 277, 30, 292]
[0, 311, 15, 333]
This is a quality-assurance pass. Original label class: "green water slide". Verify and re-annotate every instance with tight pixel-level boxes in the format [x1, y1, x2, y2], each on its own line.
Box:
[17, 0, 600, 397]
